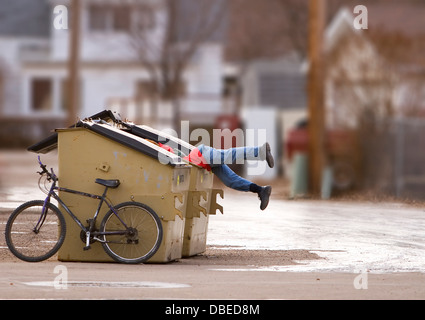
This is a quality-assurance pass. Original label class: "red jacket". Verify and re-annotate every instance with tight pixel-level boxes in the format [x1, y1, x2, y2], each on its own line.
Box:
[158, 143, 211, 171]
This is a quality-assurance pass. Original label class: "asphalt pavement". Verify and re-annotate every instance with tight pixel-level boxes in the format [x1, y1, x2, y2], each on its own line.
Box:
[1, 150, 425, 300]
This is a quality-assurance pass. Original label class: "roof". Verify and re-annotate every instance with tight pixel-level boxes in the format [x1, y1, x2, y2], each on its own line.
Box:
[325, 5, 425, 69]
[367, 3, 425, 37]
[0, 0, 50, 38]
[0, 0, 227, 42]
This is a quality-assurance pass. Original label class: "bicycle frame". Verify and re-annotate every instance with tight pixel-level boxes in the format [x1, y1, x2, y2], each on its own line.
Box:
[36, 175, 129, 244]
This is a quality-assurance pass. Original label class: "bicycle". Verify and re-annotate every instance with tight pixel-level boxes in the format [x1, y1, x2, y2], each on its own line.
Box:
[5, 156, 163, 264]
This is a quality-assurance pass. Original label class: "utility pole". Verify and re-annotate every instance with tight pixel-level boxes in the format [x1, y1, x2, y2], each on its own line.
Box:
[308, 0, 327, 195]
[68, 0, 81, 126]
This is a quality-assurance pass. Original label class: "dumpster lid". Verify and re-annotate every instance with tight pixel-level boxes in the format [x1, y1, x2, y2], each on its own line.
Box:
[28, 110, 191, 167]
[27, 110, 122, 154]
[61, 121, 187, 167]
[122, 123, 195, 154]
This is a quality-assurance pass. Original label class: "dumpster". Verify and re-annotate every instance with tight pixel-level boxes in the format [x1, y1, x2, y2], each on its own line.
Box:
[121, 123, 224, 257]
[29, 116, 191, 263]
[27, 110, 224, 262]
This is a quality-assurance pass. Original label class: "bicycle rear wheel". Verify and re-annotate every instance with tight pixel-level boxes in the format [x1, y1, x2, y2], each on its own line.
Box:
[5, 200, 66, 262]
[100, 202, 163, 264]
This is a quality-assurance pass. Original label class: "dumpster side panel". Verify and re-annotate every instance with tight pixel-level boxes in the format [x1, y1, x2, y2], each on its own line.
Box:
[182, 212, 209, 257]
[182, 167, 215, 257]
[56, 128, 189, 263]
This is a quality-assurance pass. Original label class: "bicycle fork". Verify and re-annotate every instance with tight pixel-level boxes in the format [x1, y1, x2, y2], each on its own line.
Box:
[34, 189, 55, 234]
[34, 203, 48, 234]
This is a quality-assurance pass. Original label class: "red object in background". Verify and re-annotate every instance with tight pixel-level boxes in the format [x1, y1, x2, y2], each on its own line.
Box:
[285, 127, 358, 161]
[214, 115, 242, 149]
[285, 128, 309, 161]
[285, 123, 361, 190]
[325, 130, 357, 156]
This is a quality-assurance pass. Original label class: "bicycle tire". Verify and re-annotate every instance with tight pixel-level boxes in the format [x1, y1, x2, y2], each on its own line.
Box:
[100, 202, 163, 264]
[5, 200, 66, 262]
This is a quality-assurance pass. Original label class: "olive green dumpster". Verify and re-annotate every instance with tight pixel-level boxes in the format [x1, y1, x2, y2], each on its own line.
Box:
[27, 110, 224, 262]
[31, 119, 191, 263]
[121, 124, 224, 257]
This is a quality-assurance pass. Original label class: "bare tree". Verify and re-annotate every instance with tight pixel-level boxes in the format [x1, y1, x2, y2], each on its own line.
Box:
[275, 0, 309, 58]
[129, 0, 227, 132]
[224, 0, 309, 113]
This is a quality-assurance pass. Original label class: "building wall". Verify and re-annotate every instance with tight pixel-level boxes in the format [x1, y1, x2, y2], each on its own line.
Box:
[0, 38, 25, 116]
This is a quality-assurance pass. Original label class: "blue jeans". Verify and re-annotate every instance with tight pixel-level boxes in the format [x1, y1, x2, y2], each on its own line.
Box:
[197, 144, 260, 192]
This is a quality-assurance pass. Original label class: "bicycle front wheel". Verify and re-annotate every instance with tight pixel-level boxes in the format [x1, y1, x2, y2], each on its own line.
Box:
[5, 200, 66, 262]
[100, 202, 163, 264]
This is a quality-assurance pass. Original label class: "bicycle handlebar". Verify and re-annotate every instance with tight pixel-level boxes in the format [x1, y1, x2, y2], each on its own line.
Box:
[37, 156, 57, 181]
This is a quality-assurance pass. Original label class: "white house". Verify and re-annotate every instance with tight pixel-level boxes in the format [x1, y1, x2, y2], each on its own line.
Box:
[0, 0, 227, 145]
[324, 7, 425, 129]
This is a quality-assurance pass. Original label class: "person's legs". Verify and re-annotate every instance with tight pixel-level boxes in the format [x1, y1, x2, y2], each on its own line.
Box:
[211, 164, 252, 192]
[198, 144, 273, 167]
[198, 145, 258, 166]
[211, 164, 272, 210]
[197, 144, 273, 210]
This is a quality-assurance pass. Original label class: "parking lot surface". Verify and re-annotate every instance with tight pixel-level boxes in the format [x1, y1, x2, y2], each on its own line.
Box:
[1, 151, 425, 300]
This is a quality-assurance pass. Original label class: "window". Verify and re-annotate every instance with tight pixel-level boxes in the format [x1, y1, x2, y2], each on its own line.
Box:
[89, 5, 109, 31]
[31, 79, 52, 111]
[113, 6, 131, 31]
[88, 5, 134, 32]
[60, 79, 69, 112]
[259, 74, 306, 110]
[223, 76, 239, 98]
[134, 6, 155, 31]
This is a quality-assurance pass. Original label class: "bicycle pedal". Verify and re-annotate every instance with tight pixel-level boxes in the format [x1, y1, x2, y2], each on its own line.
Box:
[83, 245, 91, 251]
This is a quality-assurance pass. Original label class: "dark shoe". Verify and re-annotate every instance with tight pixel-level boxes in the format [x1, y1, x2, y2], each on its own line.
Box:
[258, 186, 272, 210]
[260, 143, 274, 168]
[266, 143, 274, 168]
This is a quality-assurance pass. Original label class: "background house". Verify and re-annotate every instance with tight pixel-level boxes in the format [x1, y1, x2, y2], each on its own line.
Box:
[323, 4, 425, 198]
[0, 0, 227, 146]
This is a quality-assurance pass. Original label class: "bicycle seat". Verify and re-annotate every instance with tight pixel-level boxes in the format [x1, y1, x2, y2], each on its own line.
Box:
[95, 179, 120, 188]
